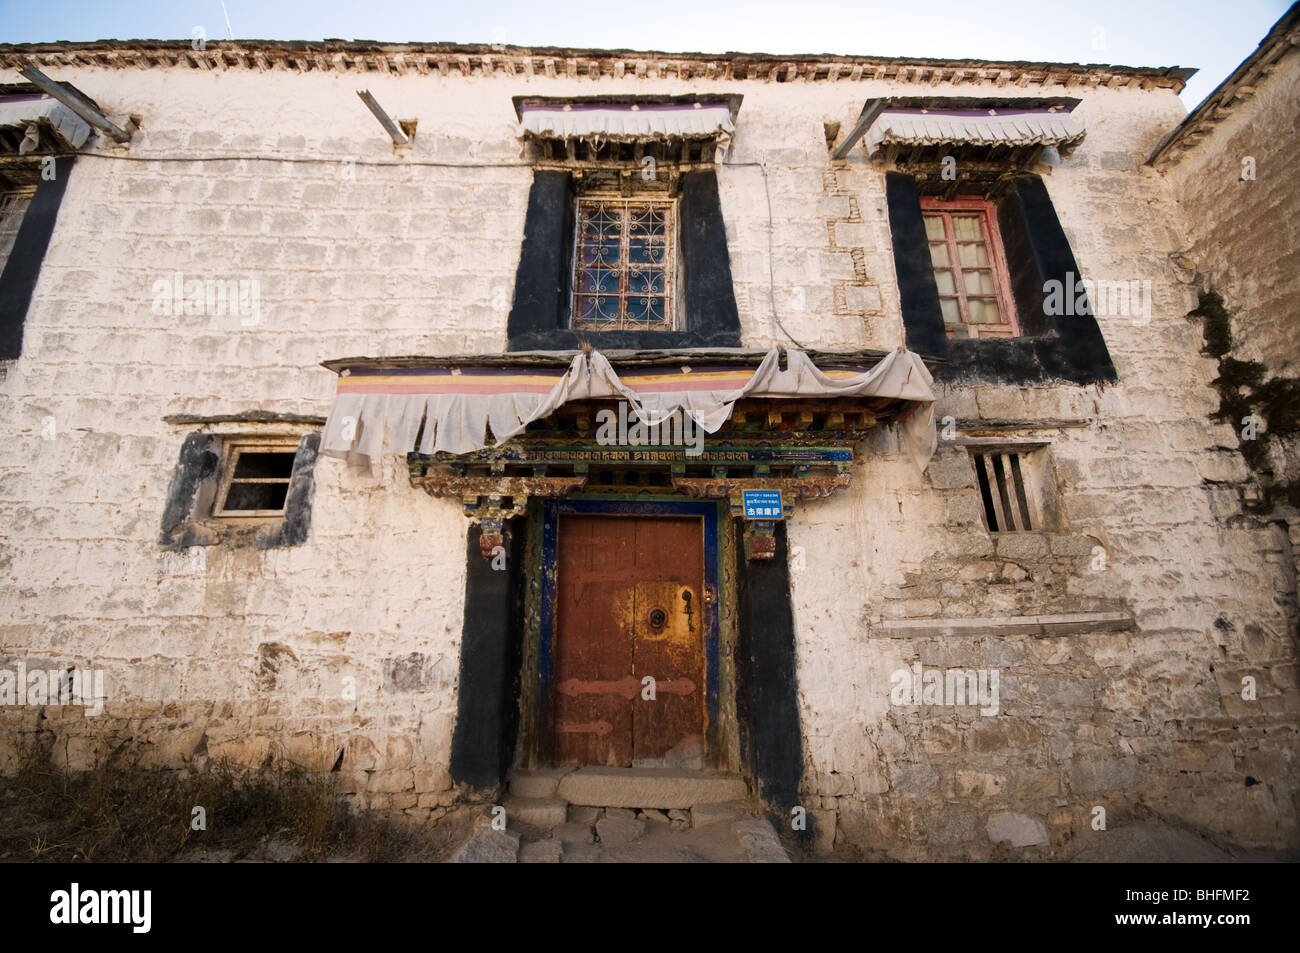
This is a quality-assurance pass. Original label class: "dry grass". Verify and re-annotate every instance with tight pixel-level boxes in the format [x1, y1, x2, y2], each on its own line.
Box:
[0, 732, 442, 863]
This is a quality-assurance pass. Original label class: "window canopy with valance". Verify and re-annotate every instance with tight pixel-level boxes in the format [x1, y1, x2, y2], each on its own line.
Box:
[513, 94, 742, 145]
[321, 347, 937, 470]
[835, 96, 1084, 166]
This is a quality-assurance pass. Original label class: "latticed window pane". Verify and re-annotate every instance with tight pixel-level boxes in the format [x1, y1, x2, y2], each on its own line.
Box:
[968, 298, 1001, 323]
[0, 188, 36, 275]
[920, 199, 1019, 339]
[573, 198, 676, 331]
[957, 243, 990, 268]
[964, 271, 997, 295]
[952, 215, 983, 241]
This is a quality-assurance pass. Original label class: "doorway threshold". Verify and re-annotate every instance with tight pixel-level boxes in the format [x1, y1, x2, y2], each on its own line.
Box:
[511, 766, 748, 810]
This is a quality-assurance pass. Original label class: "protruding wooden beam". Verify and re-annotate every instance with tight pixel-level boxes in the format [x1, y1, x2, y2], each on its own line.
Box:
[18, 62, 132, 143]
[356, 89, 409, 146]
[831, 99, 885, 160]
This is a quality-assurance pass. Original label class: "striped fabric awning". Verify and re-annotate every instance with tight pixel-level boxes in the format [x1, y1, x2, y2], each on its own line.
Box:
[864, 108, 1084, 155]
[518, 102, 735, 142]
[321, 348, 937, 469]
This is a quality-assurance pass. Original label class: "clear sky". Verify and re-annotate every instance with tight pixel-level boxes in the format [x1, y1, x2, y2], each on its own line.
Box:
[0, 0, 1289, 110]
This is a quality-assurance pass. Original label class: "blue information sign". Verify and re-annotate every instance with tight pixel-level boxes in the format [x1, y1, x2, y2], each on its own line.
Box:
[742, 489, 784, 520]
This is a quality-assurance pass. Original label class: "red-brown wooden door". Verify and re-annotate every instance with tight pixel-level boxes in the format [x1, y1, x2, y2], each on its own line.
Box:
[553, 515, 705, 767]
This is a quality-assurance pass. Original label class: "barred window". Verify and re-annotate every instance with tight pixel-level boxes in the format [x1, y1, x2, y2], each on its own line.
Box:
[970, 449, 1035, 532]
[572, 198, 676, 331]
[921, 197, 1019, 339]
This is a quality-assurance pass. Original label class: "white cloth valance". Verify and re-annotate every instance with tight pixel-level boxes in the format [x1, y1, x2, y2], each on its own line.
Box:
[865, 108, 1084, 156]
[321, 348, 937, 471]
[0, 94, 92, 150]
[519, 103, 735, 142]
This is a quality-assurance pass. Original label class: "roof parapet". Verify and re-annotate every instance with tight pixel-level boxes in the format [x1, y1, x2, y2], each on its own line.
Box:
[0, 40, 1196, 94]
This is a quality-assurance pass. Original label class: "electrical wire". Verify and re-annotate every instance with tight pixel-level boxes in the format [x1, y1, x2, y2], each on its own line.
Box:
[63, 150, 531, 167]
[723, 160, 807, 350]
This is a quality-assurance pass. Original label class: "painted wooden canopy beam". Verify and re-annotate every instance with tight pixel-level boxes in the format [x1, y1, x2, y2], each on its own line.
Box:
[410, 473, 589, 557]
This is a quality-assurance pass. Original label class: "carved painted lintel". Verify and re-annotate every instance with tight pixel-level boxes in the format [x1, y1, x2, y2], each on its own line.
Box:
[410, 474, 589, 558]
[671, 473, 852, 560]
[672, 474, 850, 512]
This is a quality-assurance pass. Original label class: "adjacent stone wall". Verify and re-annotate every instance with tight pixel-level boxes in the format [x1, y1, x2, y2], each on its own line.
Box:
[0, 58, 1295, 854]
[1162, 41, 1300, 377]
[786, 77, 1299, 857]
[1159, 41, 1300, 519]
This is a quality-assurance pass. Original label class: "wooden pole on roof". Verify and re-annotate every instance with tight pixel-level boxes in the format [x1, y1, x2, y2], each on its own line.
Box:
[356, 90, 409, 146]
[19, 62, 132, 144]
[831, 100, 885, 160]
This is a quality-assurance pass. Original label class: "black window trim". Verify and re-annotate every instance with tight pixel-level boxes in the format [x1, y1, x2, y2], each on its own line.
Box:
[159, 430, 321, 550]
[506, 168, 742, 351]
[0, 155, 75, 360]
[886, 169, 1118, 385]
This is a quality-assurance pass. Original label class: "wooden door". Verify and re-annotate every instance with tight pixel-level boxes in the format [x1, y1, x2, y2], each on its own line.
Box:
[553, 515, 705, 767]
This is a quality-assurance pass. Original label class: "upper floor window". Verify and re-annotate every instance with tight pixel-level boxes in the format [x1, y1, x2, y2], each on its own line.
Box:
[572, 197, 677, 331]
[0, 187, 36, 273]
[2, 84, 92, 359]
[867, 95, 1115, 385]
[506, 95, 743, 351]
[921, 197, 1018, 339]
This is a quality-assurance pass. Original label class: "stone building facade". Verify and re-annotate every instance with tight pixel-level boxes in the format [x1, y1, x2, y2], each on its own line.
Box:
[0, 9, 1296, 860]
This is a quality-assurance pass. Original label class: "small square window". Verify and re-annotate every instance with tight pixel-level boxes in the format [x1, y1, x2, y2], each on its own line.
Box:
[920, 197, 1019, 340]
[970, 449, 1036, 532]
[213, 442, 298, 517]
[572, 197, 677, 331]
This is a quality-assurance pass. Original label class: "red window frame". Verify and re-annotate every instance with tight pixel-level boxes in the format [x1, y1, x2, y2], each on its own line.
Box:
[919, 197, 1020, 339]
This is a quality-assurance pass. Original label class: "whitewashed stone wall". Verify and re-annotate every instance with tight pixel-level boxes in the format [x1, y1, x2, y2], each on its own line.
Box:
[0, 56, 1294, 851]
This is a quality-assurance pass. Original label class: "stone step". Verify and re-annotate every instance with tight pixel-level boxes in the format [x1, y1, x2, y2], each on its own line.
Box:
[732, 818, 792, 863]
[518, 839, 563, 864]
[690, 800, 750, 828]
[509, 767, 575, 800]
[556, 767, 748, 810]
[503, 795, 569, 830]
